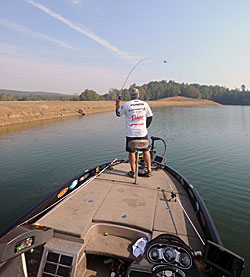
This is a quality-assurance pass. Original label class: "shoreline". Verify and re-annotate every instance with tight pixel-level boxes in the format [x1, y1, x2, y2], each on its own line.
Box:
[0, 97, 220, 127]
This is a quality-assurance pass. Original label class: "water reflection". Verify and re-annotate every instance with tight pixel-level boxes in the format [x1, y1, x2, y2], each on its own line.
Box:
[239, 106, 250, 135]
[0, 116, 81, 137]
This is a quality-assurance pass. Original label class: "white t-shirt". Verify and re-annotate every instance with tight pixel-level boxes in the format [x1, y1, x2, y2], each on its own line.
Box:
[117, 99, 153, 137]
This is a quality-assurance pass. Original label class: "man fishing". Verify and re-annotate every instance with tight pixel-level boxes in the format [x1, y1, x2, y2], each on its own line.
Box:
[115, 88, 153, 177]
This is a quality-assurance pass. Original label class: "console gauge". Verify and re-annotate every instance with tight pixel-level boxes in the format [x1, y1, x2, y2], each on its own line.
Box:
[163, 247, 176, 262]
[179, 252, 191, 267]
[149, 248, 160, 261]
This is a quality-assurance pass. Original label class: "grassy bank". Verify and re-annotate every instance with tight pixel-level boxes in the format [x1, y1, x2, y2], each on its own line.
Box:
[0, 97, 220, 127]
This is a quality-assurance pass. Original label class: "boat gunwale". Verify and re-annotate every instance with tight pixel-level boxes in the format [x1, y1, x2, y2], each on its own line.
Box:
[164, 164, 222, 246]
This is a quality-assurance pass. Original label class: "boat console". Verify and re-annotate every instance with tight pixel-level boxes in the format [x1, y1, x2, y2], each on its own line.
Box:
[0, 226, 244, 277]
[127, 234, 202, 277]
[126, 234, 244, 277]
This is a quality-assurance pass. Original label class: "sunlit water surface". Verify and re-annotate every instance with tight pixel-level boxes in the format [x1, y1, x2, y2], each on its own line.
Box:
[0, 106, 249, 275]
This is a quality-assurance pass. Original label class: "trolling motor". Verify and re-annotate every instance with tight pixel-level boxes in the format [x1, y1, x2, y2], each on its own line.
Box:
[127, 136, 167, 184]
[150, 136, 167, 167]
[129, 136, 167, 184]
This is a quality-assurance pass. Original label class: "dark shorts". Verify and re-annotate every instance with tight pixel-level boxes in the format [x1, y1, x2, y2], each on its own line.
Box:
[126, 135, 149, 153]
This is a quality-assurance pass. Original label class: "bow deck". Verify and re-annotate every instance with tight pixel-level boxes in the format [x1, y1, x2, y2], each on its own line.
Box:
[37, 162, 205, 256]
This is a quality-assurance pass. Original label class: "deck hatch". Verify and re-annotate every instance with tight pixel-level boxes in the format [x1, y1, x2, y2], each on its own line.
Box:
[42, 251, 73, 277]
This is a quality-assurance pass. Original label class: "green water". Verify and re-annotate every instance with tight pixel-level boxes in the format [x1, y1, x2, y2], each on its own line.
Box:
[0, 106, 249, 275]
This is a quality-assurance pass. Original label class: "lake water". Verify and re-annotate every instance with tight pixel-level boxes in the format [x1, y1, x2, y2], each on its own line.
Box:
[0, 105, 249, 275]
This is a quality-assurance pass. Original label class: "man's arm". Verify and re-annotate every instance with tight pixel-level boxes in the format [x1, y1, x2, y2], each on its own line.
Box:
[146, 116, 153, 128]
[145, 102, 153, 128]
[115, 98, 121, 117]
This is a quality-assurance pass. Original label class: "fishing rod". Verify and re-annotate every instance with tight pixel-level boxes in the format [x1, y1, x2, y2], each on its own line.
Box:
[118, 57, 152, 99]
[117, 57, 169, 99]
[167, 182, 205, 246]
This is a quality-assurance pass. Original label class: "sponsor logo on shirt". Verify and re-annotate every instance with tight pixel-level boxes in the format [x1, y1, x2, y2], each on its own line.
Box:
[132, 115, 144, 121]
[128, 107, 146, 112]
[130, 103, 144, 106]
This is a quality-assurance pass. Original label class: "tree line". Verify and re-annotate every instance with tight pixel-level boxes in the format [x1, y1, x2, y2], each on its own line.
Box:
[0, 93, 79, 101]
[1, 81, 250, 105]
[79, 81, 250, 105]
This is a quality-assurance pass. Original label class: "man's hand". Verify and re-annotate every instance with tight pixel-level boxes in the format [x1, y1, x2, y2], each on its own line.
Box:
[116, 97, 121, 108]
[115, 96, 121, 116]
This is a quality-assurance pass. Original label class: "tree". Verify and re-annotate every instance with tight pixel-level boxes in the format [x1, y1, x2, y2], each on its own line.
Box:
[105, 88, 119, 100]
[80, 89, 99, 101]
[180, 85, 201, 98]
[121, 89, 130, 100]
[0, 93, 7, 101]
[241, 84, 246, 92]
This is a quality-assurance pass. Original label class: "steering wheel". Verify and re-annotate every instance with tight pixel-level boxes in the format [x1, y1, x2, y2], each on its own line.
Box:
[152, 265, 185, 277]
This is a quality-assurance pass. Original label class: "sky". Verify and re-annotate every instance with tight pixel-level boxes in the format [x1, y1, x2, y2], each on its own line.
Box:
[0, 0, 250, 95]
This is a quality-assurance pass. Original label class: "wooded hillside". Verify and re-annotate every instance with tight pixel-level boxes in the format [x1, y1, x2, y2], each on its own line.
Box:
[1, 81, 249, 105]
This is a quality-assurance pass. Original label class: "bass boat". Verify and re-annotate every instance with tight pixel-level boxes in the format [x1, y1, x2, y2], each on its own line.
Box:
[0, 136, 244, 277]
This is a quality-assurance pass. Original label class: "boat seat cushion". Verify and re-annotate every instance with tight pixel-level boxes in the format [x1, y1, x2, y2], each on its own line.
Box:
[85, 234, 134, 260]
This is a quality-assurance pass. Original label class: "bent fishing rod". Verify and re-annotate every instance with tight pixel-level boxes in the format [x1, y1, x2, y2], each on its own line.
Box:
[118, 57, 151, 99]
[118, 57, 169, 99]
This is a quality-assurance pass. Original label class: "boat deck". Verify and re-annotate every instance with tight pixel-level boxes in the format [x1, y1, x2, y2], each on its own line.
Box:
[38, 162, 205, 260]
